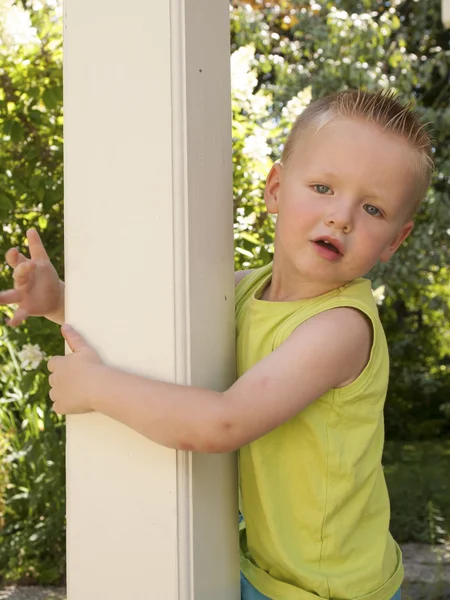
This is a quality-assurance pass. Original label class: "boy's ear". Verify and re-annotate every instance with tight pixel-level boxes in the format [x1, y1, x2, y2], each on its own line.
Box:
[379, 220, 414, 263]
[264, 163, 283, 215]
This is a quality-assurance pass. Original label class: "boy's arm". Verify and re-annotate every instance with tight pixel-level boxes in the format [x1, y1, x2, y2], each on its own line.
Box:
[49, 307, 371, 453]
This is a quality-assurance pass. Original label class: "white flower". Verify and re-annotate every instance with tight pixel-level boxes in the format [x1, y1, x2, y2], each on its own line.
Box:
[231, 45, 257, 102]
[372, 285, 386, 305]
[242, 128, 271, 165]
[282, 87, 312, 123]
[250, 90, 271, 118]
[0, 0, 39, 47]
[18, 344, 45, 370]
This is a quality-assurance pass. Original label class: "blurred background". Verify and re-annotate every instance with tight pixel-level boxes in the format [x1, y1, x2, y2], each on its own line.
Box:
[0, 0, 449, 593]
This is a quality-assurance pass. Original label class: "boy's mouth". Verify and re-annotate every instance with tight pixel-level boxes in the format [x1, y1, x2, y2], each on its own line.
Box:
[312, 236, 344, 257]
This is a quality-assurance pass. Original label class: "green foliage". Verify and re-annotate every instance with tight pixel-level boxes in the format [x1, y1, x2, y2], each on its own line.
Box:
[0, 0, 65, 585]
[384, 441, 450, 544]
[380, 271, 450, 439]
[0, 433, 7, 531]
[0, 324, 65, 585]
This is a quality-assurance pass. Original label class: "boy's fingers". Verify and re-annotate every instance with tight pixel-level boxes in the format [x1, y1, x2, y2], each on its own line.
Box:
[27, 228, 50, 261]
[62, 324, 90, 353]
[0, 289, 21, 305]
[8, 307, 28, 327]
[13, 260, 35, 284]
[5, 248, 28, 269]
[47, 356, 62, 373]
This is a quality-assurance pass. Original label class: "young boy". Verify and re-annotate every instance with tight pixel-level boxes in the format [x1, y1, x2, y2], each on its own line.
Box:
[0, 89, 433, 600]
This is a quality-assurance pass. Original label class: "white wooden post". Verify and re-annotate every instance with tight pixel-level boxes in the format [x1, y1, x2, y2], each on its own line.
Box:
[63, 1, 239, 598]
[443, 0, 450, 27]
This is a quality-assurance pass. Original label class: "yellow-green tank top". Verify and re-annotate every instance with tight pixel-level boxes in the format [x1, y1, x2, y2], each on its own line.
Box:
[236, 263, 403, 600]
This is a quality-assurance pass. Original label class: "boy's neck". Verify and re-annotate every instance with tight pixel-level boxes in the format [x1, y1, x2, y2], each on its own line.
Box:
[262, 255, 351, 302]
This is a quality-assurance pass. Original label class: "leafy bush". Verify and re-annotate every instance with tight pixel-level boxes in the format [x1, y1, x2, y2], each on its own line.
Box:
[381, 275, 450, 440]
[384, 441, 450, 544]
[0, 0, 64, 584]
[0, 434, 8, 532]
[0, 324, 65, 585]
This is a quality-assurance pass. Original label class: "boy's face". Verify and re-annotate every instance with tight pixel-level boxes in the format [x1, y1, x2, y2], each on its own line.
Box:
[265, 118, 418, 290]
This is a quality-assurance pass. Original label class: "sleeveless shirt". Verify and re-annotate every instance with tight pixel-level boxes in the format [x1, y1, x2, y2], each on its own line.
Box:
[236, 263, 403, 600]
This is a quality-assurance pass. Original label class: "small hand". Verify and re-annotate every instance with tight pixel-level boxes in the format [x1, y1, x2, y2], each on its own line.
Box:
[48, 325, 103, 415]
[0, 228, 64, 326]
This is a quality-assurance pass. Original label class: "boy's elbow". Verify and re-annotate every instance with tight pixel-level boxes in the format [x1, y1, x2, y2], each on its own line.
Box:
[199, 422, 240, 454]
[176, 396, 243, 454]
[202, 436, 240, 454]
[183, 416, 241, 454]
[177, 438, 236, 454]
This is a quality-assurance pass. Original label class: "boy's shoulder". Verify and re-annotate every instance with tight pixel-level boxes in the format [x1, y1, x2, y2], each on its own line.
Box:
[234, 263, 273, 290]
[234, 269, 253, 287]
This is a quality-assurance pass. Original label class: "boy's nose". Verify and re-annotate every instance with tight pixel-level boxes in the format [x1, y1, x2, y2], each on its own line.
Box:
[324, 210, 353, 233]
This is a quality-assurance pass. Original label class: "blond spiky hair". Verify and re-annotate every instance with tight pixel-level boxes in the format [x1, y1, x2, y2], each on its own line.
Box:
[281, 89, 434, 210]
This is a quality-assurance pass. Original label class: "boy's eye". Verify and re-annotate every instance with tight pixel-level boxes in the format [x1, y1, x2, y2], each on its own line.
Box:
[364, 204, 381, 217]
[313, 184, 332, 195]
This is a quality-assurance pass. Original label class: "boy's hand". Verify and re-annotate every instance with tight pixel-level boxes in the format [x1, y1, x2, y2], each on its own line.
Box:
[0, 228, 65, 326]
[48, 325, 103, 415]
